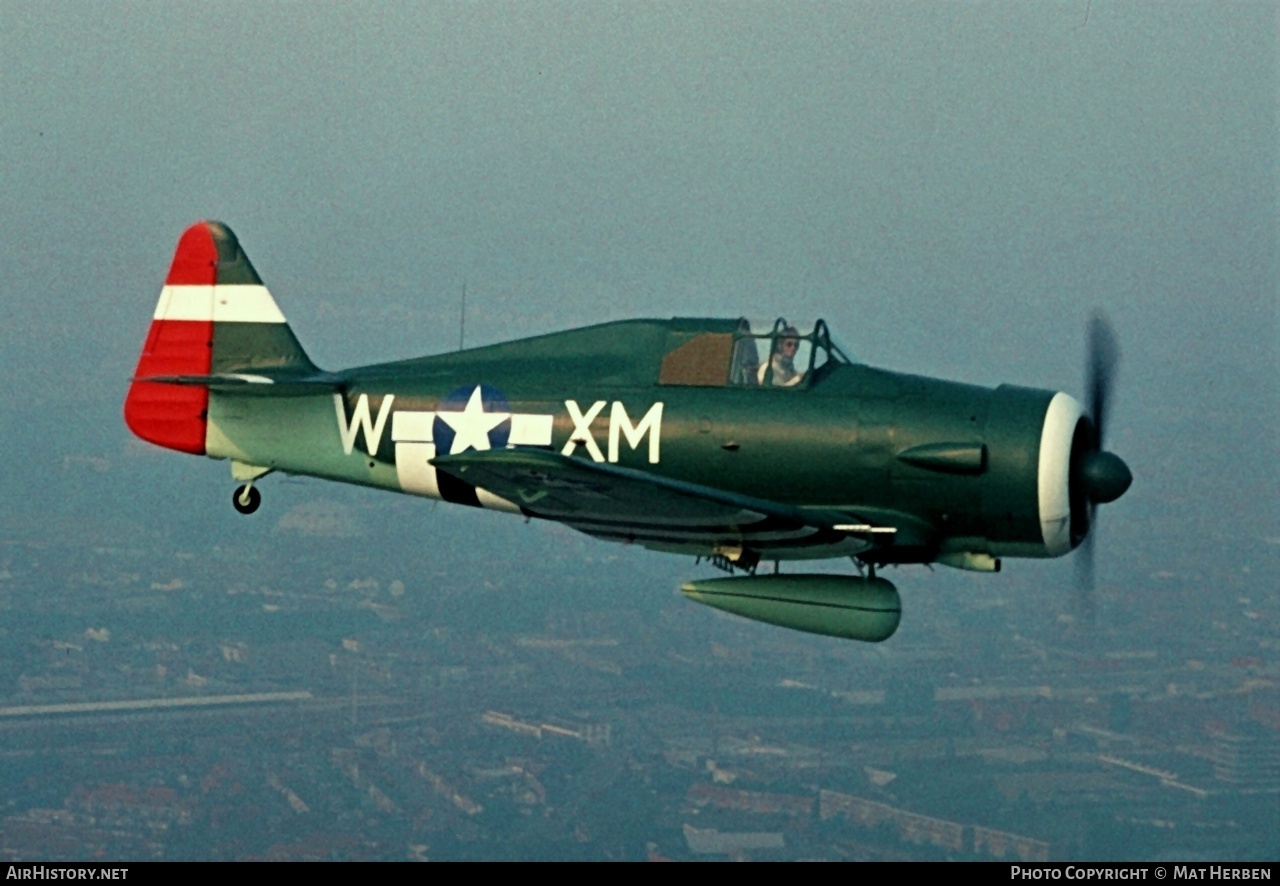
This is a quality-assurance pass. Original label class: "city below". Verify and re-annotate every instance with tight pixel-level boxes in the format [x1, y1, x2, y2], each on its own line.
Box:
[0, 474, 1275, 861]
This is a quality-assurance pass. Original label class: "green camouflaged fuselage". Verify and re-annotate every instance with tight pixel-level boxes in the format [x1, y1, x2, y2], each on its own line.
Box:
[205, 318, 1057, 564]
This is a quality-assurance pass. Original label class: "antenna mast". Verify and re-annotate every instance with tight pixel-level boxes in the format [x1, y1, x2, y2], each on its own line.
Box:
[458, 282, 467, 351]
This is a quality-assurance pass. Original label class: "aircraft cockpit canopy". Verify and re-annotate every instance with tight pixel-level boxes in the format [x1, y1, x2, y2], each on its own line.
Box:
[658, 317, 856, 388]
[731, 318, 856, 388]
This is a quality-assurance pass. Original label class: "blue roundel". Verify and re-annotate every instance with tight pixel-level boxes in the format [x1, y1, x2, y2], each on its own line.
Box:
[432, 384, 512, 454]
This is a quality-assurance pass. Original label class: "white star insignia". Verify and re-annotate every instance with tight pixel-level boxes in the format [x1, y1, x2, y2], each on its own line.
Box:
[438, 386, 511, 454]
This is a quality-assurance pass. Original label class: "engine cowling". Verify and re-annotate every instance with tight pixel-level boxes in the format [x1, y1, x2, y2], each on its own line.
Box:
[1030, 391, 1132, 556]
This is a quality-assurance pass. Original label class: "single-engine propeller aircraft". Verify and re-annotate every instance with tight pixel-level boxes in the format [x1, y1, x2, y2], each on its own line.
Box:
[125, 221, 1132, 643]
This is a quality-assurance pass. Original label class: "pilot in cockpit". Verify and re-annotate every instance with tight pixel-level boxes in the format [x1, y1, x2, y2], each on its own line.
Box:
[758, 327, 805, 387]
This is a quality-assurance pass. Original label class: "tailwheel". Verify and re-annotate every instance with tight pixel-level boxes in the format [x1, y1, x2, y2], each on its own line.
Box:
[232, 484, 261, 515]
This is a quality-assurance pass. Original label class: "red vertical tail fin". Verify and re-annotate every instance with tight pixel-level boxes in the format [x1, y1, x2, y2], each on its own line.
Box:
[124, 221, 315, 454]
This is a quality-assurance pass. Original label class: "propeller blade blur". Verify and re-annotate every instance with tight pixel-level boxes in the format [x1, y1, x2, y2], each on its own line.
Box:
[1086, 311, 1120, 447]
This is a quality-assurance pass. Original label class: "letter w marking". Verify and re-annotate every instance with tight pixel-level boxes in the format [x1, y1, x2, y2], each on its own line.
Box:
[334, 393, 395, 456]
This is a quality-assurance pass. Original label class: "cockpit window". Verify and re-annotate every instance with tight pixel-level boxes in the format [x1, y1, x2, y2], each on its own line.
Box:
[729, 317, 854, 388]
[658, 317, 855, 387]
[824, 327, 857, 365]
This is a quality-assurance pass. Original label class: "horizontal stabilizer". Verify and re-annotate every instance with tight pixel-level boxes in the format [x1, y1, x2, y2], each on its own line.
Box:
[132, 371, 345, 396]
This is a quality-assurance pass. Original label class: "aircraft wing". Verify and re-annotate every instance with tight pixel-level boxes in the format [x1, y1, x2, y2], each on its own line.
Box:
[430, 448, 877, 555]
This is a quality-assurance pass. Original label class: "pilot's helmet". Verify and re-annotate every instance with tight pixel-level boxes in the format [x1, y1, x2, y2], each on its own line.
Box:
[774, 326, 801, 354]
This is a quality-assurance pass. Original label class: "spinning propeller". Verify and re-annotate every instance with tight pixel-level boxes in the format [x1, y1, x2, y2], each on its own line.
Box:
[1072, 311, 1133, 613]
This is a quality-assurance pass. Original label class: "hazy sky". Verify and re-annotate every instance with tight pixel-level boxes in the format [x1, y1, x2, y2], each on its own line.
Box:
[0, 2, 1275, 551]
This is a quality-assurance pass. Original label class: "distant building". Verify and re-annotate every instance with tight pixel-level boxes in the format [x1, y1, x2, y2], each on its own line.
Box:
[1209, 725, 1280, 790]
[686, 783, 813, 817]
[818, 789, 1050, 861]
[682, 823, 784, 856]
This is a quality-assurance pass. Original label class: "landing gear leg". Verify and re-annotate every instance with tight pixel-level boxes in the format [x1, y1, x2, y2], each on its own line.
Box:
[232, 484, 261, 515]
